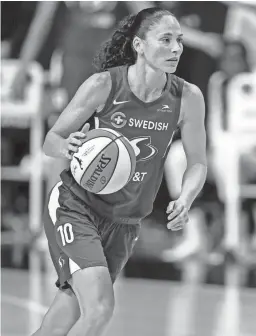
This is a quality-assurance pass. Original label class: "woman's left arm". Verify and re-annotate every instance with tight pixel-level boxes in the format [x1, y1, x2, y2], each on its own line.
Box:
[165, 82, 207, 230]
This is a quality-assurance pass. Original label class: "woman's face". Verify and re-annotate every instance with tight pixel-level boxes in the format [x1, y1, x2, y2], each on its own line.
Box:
[136, 15, 183, 73]
[220, 44, 247, 76]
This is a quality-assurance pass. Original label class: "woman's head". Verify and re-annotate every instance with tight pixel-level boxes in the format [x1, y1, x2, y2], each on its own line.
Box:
[219, 39, 250, 77]
[93, 7, 183, 73]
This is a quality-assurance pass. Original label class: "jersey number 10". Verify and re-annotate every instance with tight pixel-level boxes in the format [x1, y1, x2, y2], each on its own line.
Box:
[57, 223, 74, 246]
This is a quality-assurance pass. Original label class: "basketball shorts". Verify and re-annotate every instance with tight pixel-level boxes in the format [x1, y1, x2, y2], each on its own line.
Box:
[44, 182, 141, 289]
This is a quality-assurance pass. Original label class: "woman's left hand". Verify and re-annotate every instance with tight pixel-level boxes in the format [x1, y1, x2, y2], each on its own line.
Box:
[166, 198, 189, 231]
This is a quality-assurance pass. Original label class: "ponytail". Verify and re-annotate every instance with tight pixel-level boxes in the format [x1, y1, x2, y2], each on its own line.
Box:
[93, 14, 137, 72]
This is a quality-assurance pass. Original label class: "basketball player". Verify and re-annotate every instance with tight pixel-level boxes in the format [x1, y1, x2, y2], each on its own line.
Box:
[33, 7, 207, 336]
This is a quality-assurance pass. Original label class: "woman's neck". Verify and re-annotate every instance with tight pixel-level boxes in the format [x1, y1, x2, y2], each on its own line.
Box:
[128, 62, 167, 102]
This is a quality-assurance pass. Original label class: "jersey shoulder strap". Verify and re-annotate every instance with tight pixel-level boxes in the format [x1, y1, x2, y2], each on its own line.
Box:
[98, 66, 125, 114]
[167, 75, 185, 129]
[169, 74, 184, 98]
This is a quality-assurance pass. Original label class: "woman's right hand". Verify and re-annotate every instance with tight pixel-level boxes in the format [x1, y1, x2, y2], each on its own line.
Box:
[64, 123, 90, 159]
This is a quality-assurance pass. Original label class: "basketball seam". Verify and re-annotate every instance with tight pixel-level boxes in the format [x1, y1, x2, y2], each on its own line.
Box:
[80, 134, 124, 190]
[119, 137, 134, 183]
[124, 138, 134, 181]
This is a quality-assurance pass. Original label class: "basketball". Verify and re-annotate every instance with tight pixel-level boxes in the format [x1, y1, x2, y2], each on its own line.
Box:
[70, 128, 136, 194]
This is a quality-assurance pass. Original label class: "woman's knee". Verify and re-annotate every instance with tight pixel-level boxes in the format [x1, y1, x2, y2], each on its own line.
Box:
[81, 278, 115, 323]
[71, 266, 115, 321]
[89, 293, 115, 323]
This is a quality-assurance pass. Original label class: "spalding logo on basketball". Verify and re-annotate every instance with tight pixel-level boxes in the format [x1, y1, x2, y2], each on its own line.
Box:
[70, 128, 136, 194]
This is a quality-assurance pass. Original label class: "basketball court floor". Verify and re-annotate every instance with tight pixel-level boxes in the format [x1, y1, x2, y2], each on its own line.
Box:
[2, 253, 256, 336]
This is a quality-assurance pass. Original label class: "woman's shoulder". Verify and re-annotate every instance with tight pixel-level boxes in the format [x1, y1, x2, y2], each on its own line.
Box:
[68, 71, 113, 112]
[182, 80, 203, 100]
[88, 71, 112, 91]
[82, 71, 112, 105]
[87, 67, 124, 93]
[178, 80, 205, 124]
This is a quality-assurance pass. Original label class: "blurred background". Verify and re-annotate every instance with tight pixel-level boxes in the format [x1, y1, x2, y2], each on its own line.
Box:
[1, 1, 256, 336]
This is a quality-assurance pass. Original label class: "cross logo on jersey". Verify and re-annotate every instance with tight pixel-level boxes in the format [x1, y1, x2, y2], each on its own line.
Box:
[130, 136, 158, 162]
[111, 112, 127, 128]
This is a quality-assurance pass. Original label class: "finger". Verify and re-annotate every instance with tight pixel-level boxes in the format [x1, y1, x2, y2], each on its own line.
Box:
[72, 132, 87, 139]
[167, 214, 189, 230]
[167, 220, 181, 230]
[69, 137, 82, 146]
[66, 152, 73, 160]
[81, 123, 90, 134]
[168, 212, 188, 226]
[68, 144, 79, 153]
[167, 205, 184, 221]
[166, 202, 175, 214]
[167, 220, 184, 230]
[171, 225, 183, 231]
[64, 150, 73, 160]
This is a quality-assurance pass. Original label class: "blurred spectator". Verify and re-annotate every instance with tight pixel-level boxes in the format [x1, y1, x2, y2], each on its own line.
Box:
[208, 39, 252, 193]
[5, 1, 149, 106]
[151, 1, 226, 262]
[155, 3, 255, 265]
[208, 39, 256, 259]
[1, 1, 65, 99]
[159, 1, 225, 125]
[215, 39, 250, 129]
[161, 38, 255, 263]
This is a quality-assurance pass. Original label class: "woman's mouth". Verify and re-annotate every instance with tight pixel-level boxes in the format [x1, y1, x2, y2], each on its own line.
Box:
[166, 58, 178, 65]
[166, 57, 178, 62]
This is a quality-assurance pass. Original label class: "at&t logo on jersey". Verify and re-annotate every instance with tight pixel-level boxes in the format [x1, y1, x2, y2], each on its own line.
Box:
[129, 136, 159, 182]
[110, 112, 168, 131]
[130, 136, 158, 162]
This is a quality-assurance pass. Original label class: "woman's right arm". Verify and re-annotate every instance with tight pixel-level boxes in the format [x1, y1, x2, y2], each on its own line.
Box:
[43, 71, 111, 159]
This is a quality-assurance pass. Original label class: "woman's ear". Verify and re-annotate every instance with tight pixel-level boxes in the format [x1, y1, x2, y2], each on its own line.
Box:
[132, 36, 144, 56]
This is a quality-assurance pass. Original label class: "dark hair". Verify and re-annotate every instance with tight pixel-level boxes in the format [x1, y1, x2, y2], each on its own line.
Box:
[93, 7, 174, 72]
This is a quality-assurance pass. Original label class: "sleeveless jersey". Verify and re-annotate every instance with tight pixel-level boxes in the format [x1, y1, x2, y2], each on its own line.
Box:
[61, 65, 184, 222]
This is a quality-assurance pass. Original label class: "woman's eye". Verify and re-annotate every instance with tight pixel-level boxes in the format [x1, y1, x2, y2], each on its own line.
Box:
[162, 38, 170, 43]
[177, 38, 183, 44]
